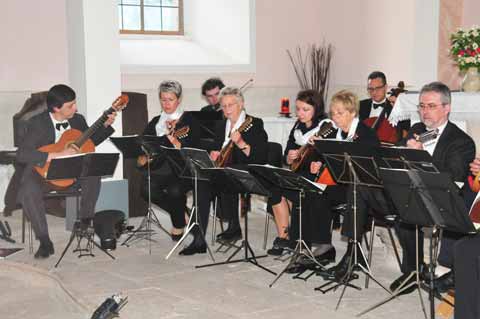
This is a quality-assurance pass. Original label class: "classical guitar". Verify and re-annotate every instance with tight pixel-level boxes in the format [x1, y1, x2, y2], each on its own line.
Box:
[215, 116, 253, 167]
[290, 121, 335, 172]
[35, 95, 129, 188]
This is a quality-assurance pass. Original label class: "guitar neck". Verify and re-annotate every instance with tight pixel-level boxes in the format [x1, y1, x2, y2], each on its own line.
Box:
[75, 107, 115, 147]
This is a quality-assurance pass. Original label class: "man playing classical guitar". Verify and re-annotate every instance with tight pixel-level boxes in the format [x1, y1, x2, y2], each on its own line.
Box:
[16, 84, 116, 259]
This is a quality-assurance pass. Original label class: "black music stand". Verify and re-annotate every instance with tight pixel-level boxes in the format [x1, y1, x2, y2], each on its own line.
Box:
[195, 167, 275, 275]
[189, 111, 223, 139]
[312, 140, 391, 307]
[110, 135, 170, 253]
[247, 164, 324, 286]
[358, 168, 476, 319]
[376, 146, 439, 173]
[50, 153, 119, 268]
[161, 147, 216, 261]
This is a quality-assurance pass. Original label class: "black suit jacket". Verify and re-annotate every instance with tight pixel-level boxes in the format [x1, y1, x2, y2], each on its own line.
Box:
[16, 111, 114, 169]
[406, 122, 475, 181]
[359, 98, 411, 135]
[213, 115, 268, 165]
[142, 111, 200, 149]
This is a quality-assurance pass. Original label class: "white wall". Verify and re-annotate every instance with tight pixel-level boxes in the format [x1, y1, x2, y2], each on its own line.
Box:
[0, 0, 68, 91]
[0, 0, 446, 148]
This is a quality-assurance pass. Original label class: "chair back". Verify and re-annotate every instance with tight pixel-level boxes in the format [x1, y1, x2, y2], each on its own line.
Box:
[267, 142, 283, 168]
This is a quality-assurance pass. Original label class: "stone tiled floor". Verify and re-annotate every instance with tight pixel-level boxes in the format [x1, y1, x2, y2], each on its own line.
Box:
[1, 207, 437, 319]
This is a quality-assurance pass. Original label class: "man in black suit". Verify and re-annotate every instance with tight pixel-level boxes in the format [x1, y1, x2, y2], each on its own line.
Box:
[359, 71, 410, 141]
[327, 82, 475, 294]
[16, 84, 116, 259]
[200, 77, 225, 112]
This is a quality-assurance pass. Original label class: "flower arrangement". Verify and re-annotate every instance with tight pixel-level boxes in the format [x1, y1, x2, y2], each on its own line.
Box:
[450, 26, 480, 71]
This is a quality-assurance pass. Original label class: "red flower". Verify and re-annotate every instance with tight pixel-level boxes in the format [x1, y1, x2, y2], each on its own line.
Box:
[459, 50, 466, 56]
[470, 50, 476, 56]
[476, 48, 480, 53]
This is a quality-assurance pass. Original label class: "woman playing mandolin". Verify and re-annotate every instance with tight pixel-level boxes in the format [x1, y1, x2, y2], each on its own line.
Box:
[265, 90, 333, 258]
[283, 90, 379, 273]
[138, 80, 200, 242]
[181, 86, 268, 255]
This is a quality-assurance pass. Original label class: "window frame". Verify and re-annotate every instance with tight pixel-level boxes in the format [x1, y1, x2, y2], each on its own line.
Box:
[119, 0, 184, 36]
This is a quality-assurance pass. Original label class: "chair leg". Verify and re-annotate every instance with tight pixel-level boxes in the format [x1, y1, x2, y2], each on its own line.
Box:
[263, 213, 270, 250]
[22, 211, 25, 244]
[365, 219, 376, 288]
[211, 197, 218, 246]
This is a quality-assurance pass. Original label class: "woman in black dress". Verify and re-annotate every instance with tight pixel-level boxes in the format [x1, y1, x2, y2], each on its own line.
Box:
[181, 86, 269, 255]
[138, 80, 200, 241]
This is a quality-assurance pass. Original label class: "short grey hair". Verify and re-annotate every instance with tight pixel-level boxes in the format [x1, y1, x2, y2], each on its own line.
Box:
[158, 80, 182, 99]
[219, 86, 245, 104]
[419, 81, 451, 105]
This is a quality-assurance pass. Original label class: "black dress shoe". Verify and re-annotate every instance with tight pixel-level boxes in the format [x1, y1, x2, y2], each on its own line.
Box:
[217, 227, 242, 241]
[433, 271, 455, 293]
[34, 243, 51, 259]
[314, 247, 336, 265]
[46, 240, 55, 255]
[179, 242, 207, 256]
[285, 262, 307, 274]
[390, 272, 417, 295]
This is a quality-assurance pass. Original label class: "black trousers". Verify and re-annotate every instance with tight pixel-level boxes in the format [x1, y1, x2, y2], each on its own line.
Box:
[437, 185, 476, 268]
[268, 184, 344, 245]
[454, 233, 480, 319]
[143, 173, 189, 229]
[18, 168, 101, 240]
[342, 185, 421, 274]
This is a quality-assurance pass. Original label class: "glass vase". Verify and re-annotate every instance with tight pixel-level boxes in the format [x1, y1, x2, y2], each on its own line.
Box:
[462, 67, 480, 92]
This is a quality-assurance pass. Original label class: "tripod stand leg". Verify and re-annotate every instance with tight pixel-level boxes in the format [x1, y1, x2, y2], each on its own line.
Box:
[91, 240, 116, 260]
[54, 231, 77, 268]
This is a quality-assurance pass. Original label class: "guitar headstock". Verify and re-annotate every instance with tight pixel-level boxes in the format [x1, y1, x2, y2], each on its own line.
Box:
[111, 94, 129, 112]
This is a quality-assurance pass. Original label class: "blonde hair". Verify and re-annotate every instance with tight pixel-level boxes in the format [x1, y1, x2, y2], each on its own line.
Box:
[329, 90, 359, 116]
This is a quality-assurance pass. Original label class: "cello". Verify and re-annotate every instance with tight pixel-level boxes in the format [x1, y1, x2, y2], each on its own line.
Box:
[363, 81, 407, 144]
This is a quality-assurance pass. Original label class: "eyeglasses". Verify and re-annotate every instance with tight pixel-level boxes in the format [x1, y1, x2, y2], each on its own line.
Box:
[367, 85, 385, 93]
[417, 103, 445, 110]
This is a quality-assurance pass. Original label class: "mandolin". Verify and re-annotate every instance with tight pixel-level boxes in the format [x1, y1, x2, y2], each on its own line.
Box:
[215, 116, 253, 167]
[290, 121, 335, 172]
[136, 124, 190, 168]
[314, 134, 358, 185]
[35, 95, 129, 188]
[472, 175, 480, 193]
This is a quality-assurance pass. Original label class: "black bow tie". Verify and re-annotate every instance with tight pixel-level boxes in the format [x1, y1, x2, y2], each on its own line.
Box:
[55, 122, 69, 131]
[372, 102, 385, 109]
[341, 131, 348, 139]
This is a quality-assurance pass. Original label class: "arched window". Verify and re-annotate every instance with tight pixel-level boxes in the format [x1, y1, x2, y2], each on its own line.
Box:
[118, 0, 183, 35]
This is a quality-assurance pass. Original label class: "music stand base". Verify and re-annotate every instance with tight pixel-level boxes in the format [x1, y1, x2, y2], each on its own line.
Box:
[121, 208, 169, 248]
[55, 223, 115, 268]
[196, 239, 276, 275]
